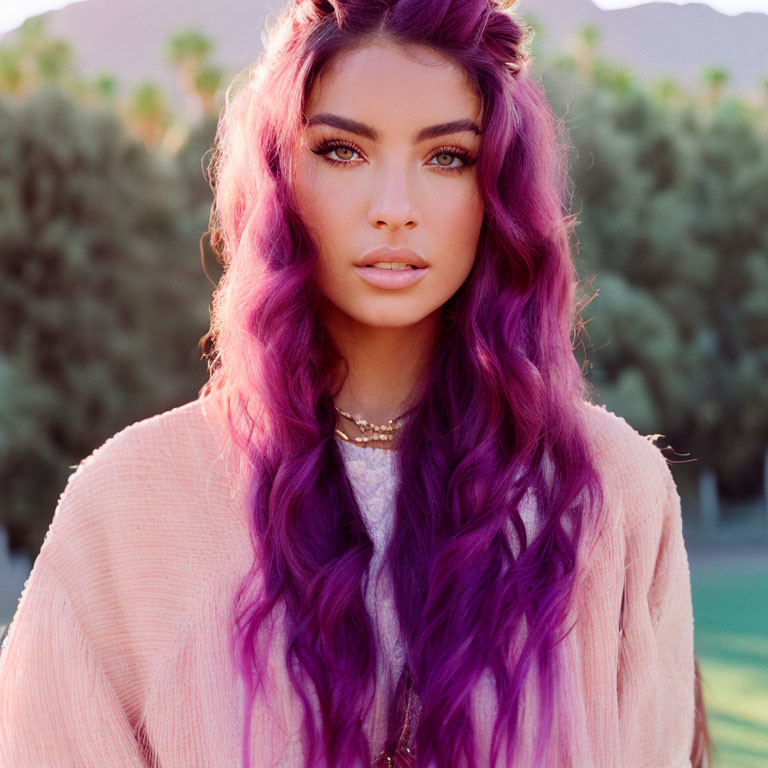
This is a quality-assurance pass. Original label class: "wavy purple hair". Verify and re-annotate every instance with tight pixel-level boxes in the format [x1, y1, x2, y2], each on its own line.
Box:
[200, 1, 611, 766]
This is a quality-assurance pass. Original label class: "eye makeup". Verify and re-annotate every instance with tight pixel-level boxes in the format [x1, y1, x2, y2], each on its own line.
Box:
[310, 137, 478, 174]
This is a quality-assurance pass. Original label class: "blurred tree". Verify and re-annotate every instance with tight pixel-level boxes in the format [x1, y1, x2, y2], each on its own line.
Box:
[89, 72, 120, 104]
[689, 101, 768, 492]
[124, 80, 172, 150]
[194, 65, 225, 119]
[0, 16, 79, 98]
[0, 86, 212, 562]
[702, 66, 730, 106]
[165, 29, 218, 119]
[0, 17, 216, 152]
[591, 60, 636, 98]
[0, 47, 23, 93]
[650, 76, 686, 105]
[574, 24, 600, 77]
[546, 54, 768, 498]
[581, 271, 689, 435]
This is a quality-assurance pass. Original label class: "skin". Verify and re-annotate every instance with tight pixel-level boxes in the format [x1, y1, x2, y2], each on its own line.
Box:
[293, 38, 485, 447]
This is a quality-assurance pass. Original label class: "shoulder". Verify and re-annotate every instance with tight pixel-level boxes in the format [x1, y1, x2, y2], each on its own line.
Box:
[580, 401, 672, 487]
[50, 398, 219, 517]
[40, 395, 241, 574]
[66, 396, 221, 484]
[578, 401, 677, 538]
[24, 397, 247, 697]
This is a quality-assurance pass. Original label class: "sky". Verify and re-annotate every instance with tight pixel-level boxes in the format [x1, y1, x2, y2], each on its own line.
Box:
[1, 0, 85, 36]
[2, 0, 768, 36]
[593, 0, 768, 12]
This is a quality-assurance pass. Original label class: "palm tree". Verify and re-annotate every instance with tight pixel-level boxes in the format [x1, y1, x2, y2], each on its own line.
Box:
[652, 76, 685, 105]
[702, 66, 729, 106]
[0, 48, 23, 95]
[165, 29, 214, 118]
[33, 39, 76, 86]
[125, 81, 171, 149]
[92, 73, 119, 103]
[0, 15, 77, 97]
[574, 24, 600, 77]
[194, 66, 224, 118]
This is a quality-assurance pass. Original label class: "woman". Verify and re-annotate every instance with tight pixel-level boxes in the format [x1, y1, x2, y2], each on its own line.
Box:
[0, 0, 711, 766]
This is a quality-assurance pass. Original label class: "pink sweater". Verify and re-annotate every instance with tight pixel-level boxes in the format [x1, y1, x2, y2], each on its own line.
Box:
[0, 396, 696, 767]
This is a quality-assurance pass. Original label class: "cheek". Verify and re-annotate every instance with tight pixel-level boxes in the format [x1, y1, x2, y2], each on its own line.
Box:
[293, 155, 324, 229]
[294, 158, 354, 253]
[432, 183, 484, 260]
[463, 194, 484, 246]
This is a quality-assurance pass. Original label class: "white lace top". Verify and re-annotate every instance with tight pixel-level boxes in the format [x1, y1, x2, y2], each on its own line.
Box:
[333, 435, 546, 685]
[335, 436, 407, 684]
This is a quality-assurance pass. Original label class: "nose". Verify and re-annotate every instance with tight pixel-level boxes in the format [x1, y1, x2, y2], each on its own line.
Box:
[368, 161, 418, 230]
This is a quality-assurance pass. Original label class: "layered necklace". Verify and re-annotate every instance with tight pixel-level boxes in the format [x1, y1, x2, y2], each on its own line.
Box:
[333, 405, 405, 449]
[334, 403, 417, 765]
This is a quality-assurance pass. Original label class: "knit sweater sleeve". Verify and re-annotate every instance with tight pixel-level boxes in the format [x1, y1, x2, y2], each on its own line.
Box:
[0, 424, 164, 768]
[616, 443, 696, 768]
[0, 546, 150, 767]
[0, 398, 245, 768]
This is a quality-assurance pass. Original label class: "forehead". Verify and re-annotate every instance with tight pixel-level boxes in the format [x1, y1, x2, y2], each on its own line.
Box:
[305, 40, 483, 132]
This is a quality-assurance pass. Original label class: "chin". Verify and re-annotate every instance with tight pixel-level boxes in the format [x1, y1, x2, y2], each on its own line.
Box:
[340, 306, 424, 328]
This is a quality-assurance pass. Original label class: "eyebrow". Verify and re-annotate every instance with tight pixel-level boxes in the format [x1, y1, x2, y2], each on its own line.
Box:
[304, 113, 482, 142]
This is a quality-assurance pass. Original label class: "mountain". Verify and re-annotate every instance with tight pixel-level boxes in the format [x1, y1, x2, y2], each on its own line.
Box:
[517, 0, 768, 93]
[1, 0, 766, 110]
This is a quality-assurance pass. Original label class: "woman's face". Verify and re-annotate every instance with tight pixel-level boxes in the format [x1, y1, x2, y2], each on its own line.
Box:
[293, 39, 485, 330]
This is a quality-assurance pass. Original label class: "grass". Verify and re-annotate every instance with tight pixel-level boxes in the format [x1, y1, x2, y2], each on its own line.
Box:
[690, 552, 768, 768]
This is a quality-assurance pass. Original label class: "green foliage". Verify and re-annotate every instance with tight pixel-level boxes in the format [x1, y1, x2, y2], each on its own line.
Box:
[0, 86, 212, 561]
[0, 14, 224, 148]
[131, 81, 169, 121]
[581, 272, 690, 434]
[165, 28, 214, 69]
[545, 57, 768, 495]
[690, 561, 768, 767]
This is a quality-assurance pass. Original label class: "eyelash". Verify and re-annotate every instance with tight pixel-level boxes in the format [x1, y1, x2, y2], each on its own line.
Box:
[310, 138, 478, 174]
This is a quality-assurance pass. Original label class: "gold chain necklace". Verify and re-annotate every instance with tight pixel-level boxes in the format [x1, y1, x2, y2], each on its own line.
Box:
[333, 404, 417, 763]
[333, 405, 405, 448]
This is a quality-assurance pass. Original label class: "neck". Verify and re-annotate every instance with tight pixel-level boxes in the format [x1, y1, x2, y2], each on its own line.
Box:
[323, 303, 441, 427]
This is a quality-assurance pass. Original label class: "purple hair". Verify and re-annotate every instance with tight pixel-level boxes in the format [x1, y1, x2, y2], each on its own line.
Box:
[200, 0, 609, 765]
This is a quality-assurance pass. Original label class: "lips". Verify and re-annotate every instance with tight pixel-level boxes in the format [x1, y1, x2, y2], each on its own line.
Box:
[357, 247, 429, 269]
[354, 263, 429, 290]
